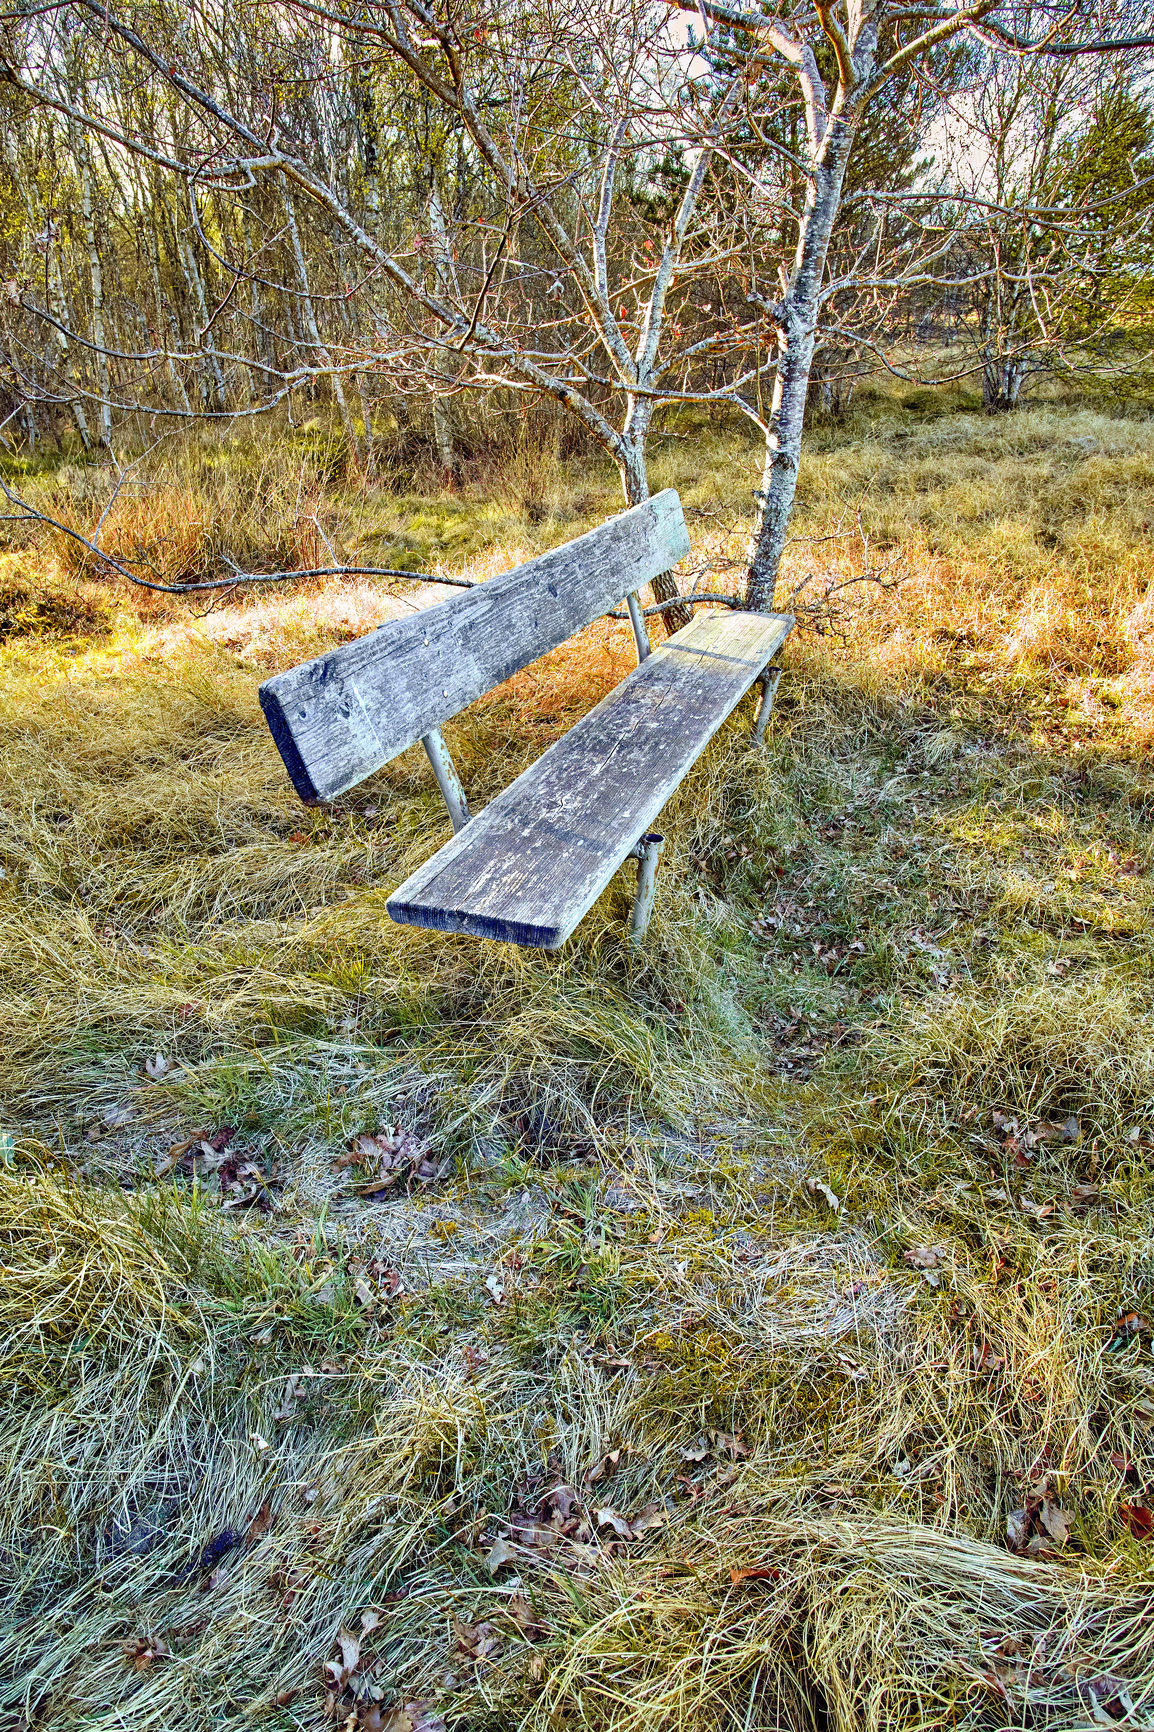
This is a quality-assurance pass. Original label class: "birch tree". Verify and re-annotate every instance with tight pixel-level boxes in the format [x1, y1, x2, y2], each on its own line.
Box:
[676, 0, 1154, 609]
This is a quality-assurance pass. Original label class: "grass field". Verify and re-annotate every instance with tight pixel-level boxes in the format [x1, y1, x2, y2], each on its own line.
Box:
[1, 391, 1152, 1730]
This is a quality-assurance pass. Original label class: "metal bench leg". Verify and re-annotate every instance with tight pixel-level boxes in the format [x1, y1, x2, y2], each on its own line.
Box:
[627, 832, 664, 946]
[753, 664, 783, 745]
[421, 727, 471, 832]
[625, 590, 652, 663]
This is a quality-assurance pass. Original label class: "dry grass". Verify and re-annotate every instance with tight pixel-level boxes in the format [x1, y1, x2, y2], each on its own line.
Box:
[1, 392, 1153, 1730]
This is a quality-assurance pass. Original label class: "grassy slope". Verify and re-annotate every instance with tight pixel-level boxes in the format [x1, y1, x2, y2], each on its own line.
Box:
[1, 396, 1152, 1730]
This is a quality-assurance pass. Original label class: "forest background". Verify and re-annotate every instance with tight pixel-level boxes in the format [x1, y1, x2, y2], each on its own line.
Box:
[2, 2, 1154, 1729]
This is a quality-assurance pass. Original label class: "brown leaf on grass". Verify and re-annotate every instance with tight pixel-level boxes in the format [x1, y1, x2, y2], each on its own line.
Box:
[323, 1610, 385, 1696]
[1119, 1502, 1154, 1540]
[340, 1127, 443, 1197]
[729, 1565, 780, 1585]
[712, 1430, 749, 1459]
[155, 1139, 195, 1177]
[679, 1438, 711, 1463]
[1076, 1675, 1136, 1725]
[121, 1635, 170, 1670]
[508, 1517, 560, 1550]
[1006, 1509, 1031, 1555]
[628, 1504, 668, 1535]
[1110, 1311, 1151, 1345]
[452, 1614, 502, 1665]
[1031, 1116, 1081, 1144]
[506, 1591, 546, 1640]
[540, 1482, 579, 1520]
[376, 1706, 445, 1732]
[1038, 1499, 1070, 1545]
[324, 1628, 363, 1690]
[246, 1499, 274, 1543]
[583, 1449, 621, 1486]
[485, 1536, 517, 1574]
[903, 1244, 942, 1270]
[804, 1175, 841, 1212]
[595, 1507, 633, 1539]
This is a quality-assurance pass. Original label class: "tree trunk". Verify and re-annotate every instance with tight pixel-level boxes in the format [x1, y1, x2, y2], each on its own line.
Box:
[177, 223, 227, 413]
[77, 141, 112, 447]
[48, 252, 92, 449]
[619, 403, 692, 633]
[745, 104, 866, 614]
[983, 352, 1026, 412]
[428, 188, 458, 478]
[282, 179, 362, 469]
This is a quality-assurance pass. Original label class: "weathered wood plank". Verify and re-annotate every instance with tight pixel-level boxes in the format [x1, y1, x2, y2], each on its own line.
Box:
[387, 609, 794, 948]
[259, 490, 690, 803]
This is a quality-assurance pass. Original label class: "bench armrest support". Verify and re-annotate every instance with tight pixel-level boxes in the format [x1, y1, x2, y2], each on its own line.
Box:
[421, 727, 471, 832]
[753, 663, 784, 745]
[625, 591, 652, 663]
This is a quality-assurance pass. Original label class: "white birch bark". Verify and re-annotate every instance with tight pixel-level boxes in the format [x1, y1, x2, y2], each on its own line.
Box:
[743, 11, 878, 613]
[281, 178, 362, 468]
[176, 223, 227, 413]
[76, 138, 112, 446]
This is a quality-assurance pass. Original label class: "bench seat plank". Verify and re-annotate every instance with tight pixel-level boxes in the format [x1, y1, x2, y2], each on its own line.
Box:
[387, 609, 792, 948]
[259, 490, 689, 804]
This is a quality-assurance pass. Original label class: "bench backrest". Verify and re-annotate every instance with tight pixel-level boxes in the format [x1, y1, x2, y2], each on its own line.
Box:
[259, 489, 690, 804]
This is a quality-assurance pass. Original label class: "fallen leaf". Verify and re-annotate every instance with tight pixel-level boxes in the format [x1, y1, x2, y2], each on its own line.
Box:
[120, 1634, 170, 1670]
[729, 1565, 779, 1585]
[324, 1627, 362, 1690]
[903, 1244, 942, 1270]
[486, 1536, 517, 1574]
[679, 1438, 711, 1462]
[805, 1175, 841, 1212]
[712, 1430, 749, 1459]
[628, 1504, 668, 1535]
[595, 1507, 633, 1539]
[342, 1125, 441, 1197]
[102, 1102, 136, 1129]
[583, 1449, 620, 1486]
[540, 1482, 578, 1520]
[506, 1591, 545, 1640]
[453, 1614, 502, 1663]
[1005, 1508, 1031, 1555]
[1119, 1502, 1153, 1540]
[1038, 1499, 1070, 1545]
[246, 1499, 274, 1543]
[484, 1272, 505, 1306]
[145, 1052, 173, 1081]
[378, 1705, 446, 1732]
[1077, 1674, 1137, 1725]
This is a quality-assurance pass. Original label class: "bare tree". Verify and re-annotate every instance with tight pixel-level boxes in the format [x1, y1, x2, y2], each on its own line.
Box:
[675, 0, 1154, 609]
[1, 0, 787, 621]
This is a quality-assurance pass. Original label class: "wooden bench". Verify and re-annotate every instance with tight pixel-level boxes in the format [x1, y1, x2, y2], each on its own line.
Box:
[259, 490, 793, 948]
